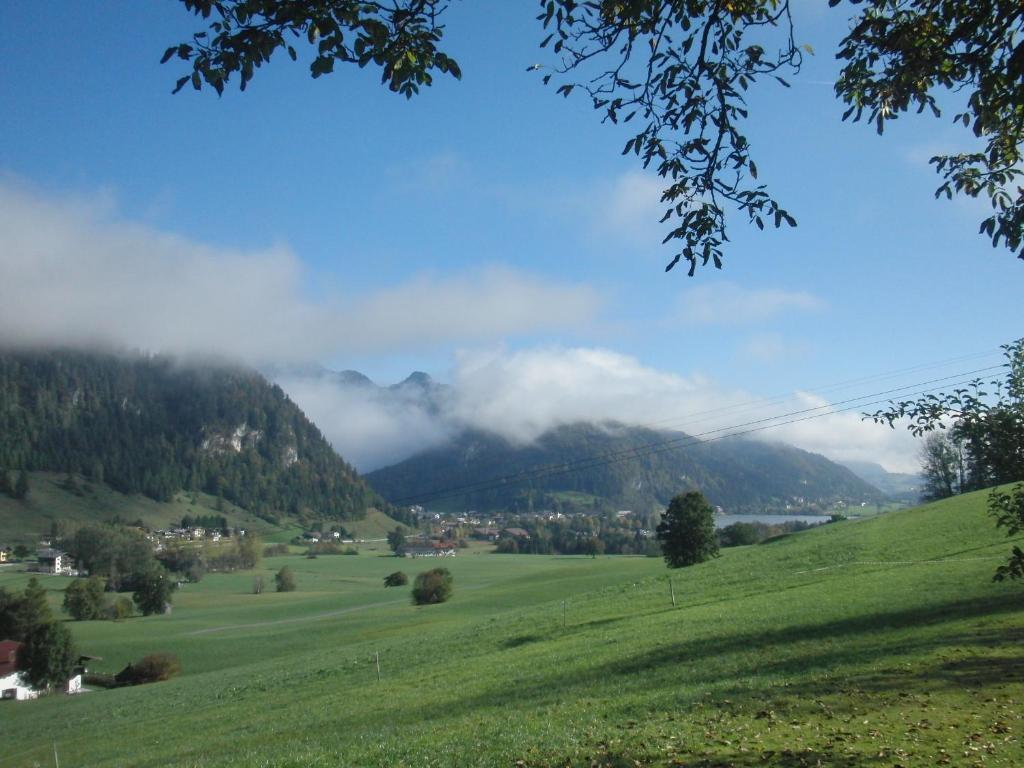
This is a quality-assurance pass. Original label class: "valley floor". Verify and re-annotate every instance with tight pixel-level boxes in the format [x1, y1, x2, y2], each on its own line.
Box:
[1, 490, 1022, 767]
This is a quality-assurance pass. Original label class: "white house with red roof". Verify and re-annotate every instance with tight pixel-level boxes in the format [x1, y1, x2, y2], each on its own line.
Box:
[0, 640, 38, 701]
[0, 639, 84, 700]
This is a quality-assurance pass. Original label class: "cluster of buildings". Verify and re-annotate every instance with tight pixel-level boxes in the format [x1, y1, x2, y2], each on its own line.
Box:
[148, 526, 239, 548]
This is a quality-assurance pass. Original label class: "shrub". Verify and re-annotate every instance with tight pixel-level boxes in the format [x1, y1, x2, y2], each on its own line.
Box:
[383, 571, 408, 587]
[263, 543, 290, 557]
[116, 653, 181, 685]
[275, 566, 296, 592]
[411, 568, 453, 605]
[308, 540, 342, 555]
[63, 575, 106, 620]
[105, 596, 134, 621]
[718, 522, 761, 548]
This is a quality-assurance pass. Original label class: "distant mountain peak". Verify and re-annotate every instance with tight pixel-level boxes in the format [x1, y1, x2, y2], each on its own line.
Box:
[393, 371, 434, 389]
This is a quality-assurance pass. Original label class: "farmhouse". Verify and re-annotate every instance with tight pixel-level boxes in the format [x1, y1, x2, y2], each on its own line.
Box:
[0, 640, 36, 701]
[0, 641, 87, 701]
[403, 540, 457, 558]
[34, 548, 72, 575]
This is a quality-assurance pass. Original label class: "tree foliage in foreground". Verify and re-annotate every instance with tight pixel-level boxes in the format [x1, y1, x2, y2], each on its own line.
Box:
[656, 491, 719, 568]
[872, 338, 1024, 580]
[168, 1, 1024, 272]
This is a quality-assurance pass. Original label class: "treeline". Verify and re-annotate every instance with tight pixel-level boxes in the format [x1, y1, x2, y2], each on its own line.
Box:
[493, 512, 662, 556]
[0, 349, 382, 521]
[62, 522, 261, 589]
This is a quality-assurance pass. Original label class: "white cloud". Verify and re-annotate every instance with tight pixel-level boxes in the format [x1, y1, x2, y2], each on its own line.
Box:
[449, 346, 724, 444]
[274, 345, 920, 474]
[348, 268, 602, 350]
[0, 179, 603, 362]
[271, 374, 453, 472]
[676, 282, 824, 327]
[766, 391, 922, 473]
[446, 346, 917, 472]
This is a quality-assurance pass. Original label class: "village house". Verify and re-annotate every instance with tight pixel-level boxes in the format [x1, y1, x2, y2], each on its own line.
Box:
[403, 540, 457, 558]
[33, 548, 72, 575]
[0, 640, 36, 701]
[0, 640, 83, 701]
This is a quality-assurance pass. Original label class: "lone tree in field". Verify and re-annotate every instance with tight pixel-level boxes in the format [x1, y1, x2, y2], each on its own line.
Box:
[383, 571, 408, 588]
[411, 568, 453, 605]
[132, 568, 178, 616]
[275, 565, 296, 592]
[656, 491, 719, 568]
[387, 527, 407, 555]
[63, 575, 106, 621]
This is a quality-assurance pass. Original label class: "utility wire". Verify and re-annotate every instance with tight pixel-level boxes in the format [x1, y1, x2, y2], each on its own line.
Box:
[624, 347, 1006, 434]
[388, 364, 1004, 506]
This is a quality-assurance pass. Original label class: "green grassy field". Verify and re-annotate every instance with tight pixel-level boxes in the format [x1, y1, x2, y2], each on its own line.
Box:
[2, 489, 1022, 767]
[0, 472, 275, 545]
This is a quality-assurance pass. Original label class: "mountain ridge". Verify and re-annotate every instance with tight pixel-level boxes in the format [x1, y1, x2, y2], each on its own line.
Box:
[0, 348, 384, 524]
[366, 421, 884, 515]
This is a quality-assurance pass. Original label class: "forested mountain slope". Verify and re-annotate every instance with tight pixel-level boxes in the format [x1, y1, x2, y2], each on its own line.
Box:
[0, 349, 381, 521]
[366, 422, 883, 514]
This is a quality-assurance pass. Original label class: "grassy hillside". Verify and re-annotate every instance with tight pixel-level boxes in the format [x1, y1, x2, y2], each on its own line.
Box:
[1, 489, 1022, 766]
[0, 471, 280, 545]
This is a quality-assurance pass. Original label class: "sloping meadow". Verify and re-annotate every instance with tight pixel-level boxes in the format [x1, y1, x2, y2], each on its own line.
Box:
[2, 490, 1022, 766]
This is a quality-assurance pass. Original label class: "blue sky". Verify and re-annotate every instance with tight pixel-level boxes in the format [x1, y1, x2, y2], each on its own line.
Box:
[1, 2, 1020, 472]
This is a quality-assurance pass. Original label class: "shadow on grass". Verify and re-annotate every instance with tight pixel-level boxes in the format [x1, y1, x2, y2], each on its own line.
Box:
[431, 591, 1024, 721]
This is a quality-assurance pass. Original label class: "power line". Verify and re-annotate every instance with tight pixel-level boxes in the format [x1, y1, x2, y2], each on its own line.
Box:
[622, 347, 1006, 434]
[387, 364, 1003, 507]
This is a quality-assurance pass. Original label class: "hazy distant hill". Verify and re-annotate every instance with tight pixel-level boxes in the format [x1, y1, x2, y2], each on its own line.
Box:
[366, 422, 884, 515]
[0, 349, 383, 523]
[842, 460, 922, 502]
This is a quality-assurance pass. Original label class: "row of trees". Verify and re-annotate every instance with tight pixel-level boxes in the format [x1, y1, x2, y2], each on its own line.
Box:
[58, 521, 267, 614]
